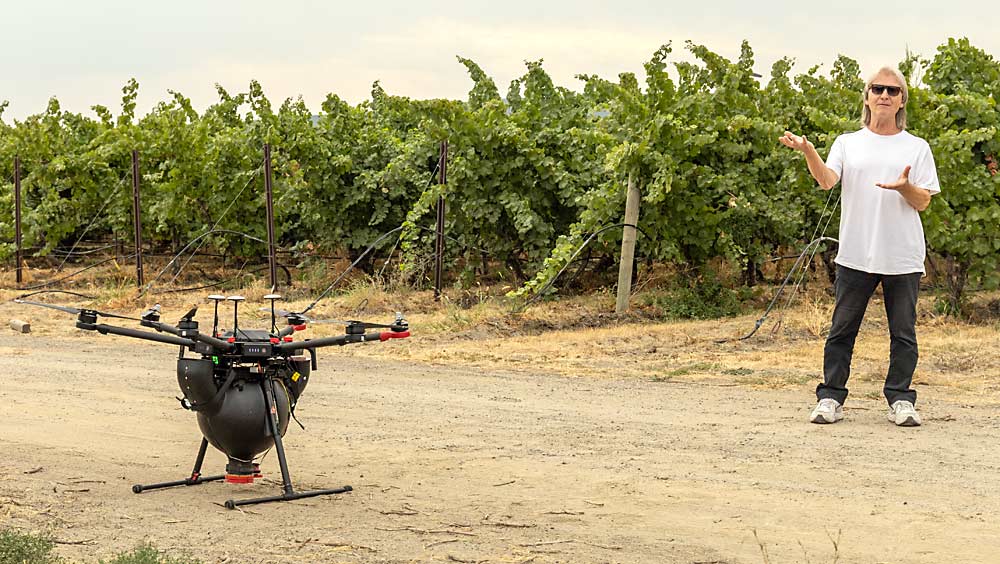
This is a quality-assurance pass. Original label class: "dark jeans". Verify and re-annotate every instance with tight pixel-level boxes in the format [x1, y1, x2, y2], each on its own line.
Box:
[817, 265, 921, 406]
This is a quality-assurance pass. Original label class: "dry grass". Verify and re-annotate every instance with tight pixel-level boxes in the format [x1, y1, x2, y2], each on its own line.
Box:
[3, 265, 1000, 405]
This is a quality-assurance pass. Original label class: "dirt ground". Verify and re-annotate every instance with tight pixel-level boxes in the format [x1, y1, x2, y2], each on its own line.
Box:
[2, 297, 1000, 564]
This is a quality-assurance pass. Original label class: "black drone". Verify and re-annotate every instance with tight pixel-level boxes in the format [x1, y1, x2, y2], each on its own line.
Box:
[14, 294, 410, 509]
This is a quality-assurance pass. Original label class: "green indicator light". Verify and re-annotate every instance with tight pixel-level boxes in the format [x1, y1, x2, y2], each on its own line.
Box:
[212, 356, 219, 365]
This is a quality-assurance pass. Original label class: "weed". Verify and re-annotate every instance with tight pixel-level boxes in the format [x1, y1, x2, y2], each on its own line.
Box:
[645, 271, 751, 320]
[99, 544, 201, 564]
[0, 528, 61, 564]
[737, 371, 814, 388]
[0, 530, 204, 564]
[665, 362, 718, 377]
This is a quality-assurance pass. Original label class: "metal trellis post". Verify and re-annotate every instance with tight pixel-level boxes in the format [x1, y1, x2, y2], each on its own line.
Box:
[264, 144, 278, 291]
[434, 141, 448, 301]
[14, 155, 22, 286]
[132, 150, 144, 287]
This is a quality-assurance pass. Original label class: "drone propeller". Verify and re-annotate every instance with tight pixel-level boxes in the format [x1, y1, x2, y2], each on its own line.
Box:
[266, 308, 408, 331]
[322, 319, 399, 330]
[264, 308, 311, 325]
[13, 299, 140, 321]
[336, 312, 409, 331]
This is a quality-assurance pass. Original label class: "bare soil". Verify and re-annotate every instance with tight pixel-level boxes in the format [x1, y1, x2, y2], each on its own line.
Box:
[2, 297, 1000, 564]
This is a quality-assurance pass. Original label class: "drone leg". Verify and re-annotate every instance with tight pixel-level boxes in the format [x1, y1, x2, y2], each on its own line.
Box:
[224, 379, 351, 509]
[265, 378, 296, 496]
[132, 438, 225, 494]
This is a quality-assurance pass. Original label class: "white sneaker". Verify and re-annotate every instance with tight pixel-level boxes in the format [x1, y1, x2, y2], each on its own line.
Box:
[810, 398, 844, 424]
[888, 400, 922, 427]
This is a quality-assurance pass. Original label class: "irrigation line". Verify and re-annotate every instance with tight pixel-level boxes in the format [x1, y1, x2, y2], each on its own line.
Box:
[770, 198, 841, 335]
[298, 226, 406, 316]
[56, 174, 130, 272]
[513, 222, 649, 314]
[717, 186, 842, 343]
[371, 225, 487, 282]
[149, 258, 252, 294]
[563, 246, 596, 290]
[294, 160, 461, 315]
[151, 261, 293, 295]
[138, 156, 436, 300]
[377, 235, 403, 281]
[298, 218, 532, 317]
[50, 244, 117, 256]
[413, 225, 493, 254]
[768, 188, 841, 335]
[15, 289, 97, 301]
[368, 160, 450, 278]
[715, 235, 840, 344]
[787, 189, 840, 298]
[17, 253, 139, 291]
[165, 161, 264, 287]
[141, 229, 267, 296]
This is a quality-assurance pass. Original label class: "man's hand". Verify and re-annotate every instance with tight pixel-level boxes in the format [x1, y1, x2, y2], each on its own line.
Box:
[779, 130, 838, 190]
[779, 131, 814, 152]
[877, 166, 932, 211]
[876, 165, 912, 191]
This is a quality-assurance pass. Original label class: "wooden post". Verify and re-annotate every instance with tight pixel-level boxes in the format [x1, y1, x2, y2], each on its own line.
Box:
[615, 172, 641, 314]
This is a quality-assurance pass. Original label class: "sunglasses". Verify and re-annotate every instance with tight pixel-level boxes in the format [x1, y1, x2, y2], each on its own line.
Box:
[869, 84, 902, 97]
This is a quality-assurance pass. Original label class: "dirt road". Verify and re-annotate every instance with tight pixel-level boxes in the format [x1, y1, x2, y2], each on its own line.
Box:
[2, 328, 999, 564]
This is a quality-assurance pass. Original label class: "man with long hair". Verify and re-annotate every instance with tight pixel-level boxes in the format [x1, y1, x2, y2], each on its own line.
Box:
[780, 66, 940, 426]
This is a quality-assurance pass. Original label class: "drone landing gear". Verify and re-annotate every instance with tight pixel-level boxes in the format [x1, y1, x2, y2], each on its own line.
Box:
[224, 377, 351, 510]
[132, 438, 224, 493]
[132, 379, 351, 508]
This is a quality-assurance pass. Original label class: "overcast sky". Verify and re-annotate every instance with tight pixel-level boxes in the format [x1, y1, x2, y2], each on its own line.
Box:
[1, 0, 997, 121]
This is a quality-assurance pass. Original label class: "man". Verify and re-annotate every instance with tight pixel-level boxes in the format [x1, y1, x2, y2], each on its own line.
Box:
[779, 66, 940, 426]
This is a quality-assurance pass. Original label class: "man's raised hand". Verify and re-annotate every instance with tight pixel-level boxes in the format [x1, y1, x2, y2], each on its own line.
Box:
[779, 131, 813, 152]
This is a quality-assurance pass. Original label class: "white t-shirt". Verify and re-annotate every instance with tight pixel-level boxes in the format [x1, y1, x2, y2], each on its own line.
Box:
[825, 128, 940, 275]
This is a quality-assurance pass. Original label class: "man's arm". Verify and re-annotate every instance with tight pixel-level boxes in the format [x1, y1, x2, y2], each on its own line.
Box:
[779, 132, 839, 190]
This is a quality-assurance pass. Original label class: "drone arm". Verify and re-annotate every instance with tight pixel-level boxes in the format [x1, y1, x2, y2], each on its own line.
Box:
[274, 330, 409, 353]
[78, 321, 197, 348]
[139, 319, 234, 352]
[276, 325, 296, 338]
[274, 334, 353, 351]
[142, 320, 184, 336]
[185, 332, 235, 352]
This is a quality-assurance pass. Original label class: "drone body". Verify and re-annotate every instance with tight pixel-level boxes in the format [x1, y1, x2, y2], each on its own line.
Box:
[178, 352, 297, 480]
[16, 293, 410, 508]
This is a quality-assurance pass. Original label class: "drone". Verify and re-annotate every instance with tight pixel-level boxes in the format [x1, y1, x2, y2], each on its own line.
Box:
[14, 293, 410, 509]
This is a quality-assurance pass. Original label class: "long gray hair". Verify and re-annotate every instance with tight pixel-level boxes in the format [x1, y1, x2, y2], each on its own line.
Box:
[862, 67, 909, 130]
